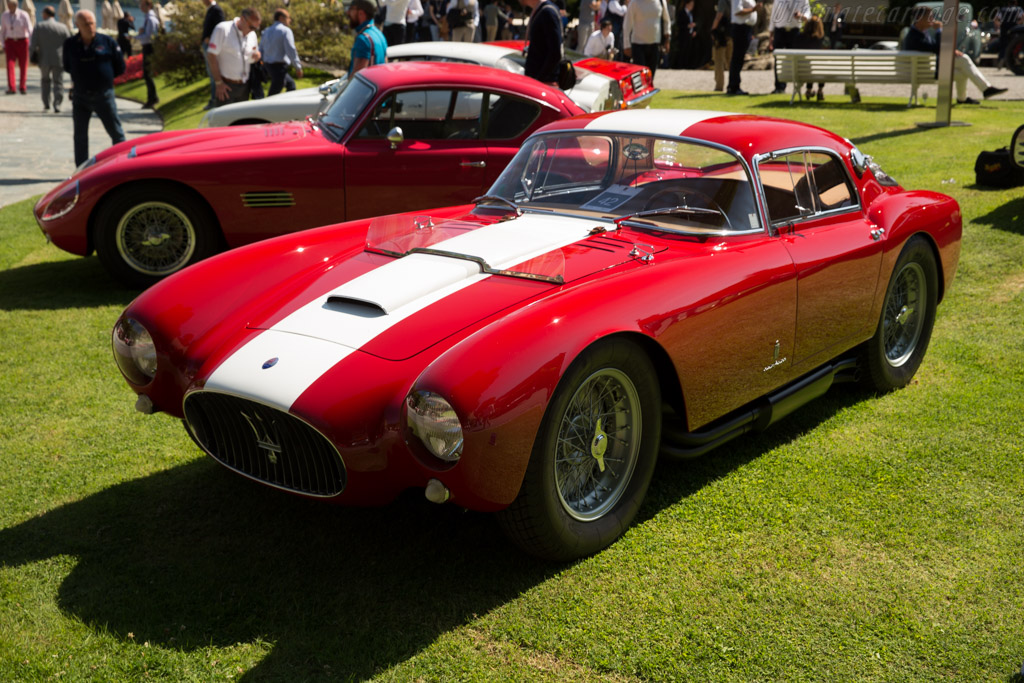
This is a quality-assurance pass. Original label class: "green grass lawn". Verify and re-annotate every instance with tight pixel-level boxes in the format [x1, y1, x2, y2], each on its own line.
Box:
[2, 87, 1023, 681]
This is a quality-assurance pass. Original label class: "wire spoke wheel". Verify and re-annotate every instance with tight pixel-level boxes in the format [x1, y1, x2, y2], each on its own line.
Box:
[497, 339, 661, 561]
[554, 369, 641, 521]
[116, 201, 197, 276]
[882, 261, 925, 368]
[863, 237, 938, 393]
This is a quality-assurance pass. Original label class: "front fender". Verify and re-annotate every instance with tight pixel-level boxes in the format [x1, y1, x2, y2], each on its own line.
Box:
[411, 264, 662, 508]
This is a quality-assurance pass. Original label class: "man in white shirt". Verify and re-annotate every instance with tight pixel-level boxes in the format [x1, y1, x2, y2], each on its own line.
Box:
[583, 19, 615, 58]
[2, 0, 33, 94]
[382, 0, 410, 46]
[727, 0, 760, 95]
[769, 0, 809, 93]
[623, 0, 669, 75]
[604, 0, 627, 57]
[206, 7, 262, 106]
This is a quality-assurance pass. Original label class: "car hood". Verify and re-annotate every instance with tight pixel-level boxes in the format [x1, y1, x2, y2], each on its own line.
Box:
[130, 122, 312, 158]
[258, 213, 644, 359]
[200, 212, 647, 408]
[201, 210, 647, 409]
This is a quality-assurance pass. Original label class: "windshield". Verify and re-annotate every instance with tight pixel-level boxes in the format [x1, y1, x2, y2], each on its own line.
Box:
[486, 132, 762, 233]
[319, 75, 376, 140]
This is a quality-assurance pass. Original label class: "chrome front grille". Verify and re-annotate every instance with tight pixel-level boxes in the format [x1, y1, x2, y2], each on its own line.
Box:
[184, 392, 345, 497]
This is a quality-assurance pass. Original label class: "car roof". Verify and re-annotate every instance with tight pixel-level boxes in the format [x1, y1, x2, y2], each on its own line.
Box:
[536, 109, 852, 158]
[356, 61, 578, 111]
[387, 41, 517, 66]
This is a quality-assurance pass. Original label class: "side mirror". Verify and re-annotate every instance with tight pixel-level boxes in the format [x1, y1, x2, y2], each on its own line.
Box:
[387, 127, 404, 150]
[1011, 124, 1024, 171]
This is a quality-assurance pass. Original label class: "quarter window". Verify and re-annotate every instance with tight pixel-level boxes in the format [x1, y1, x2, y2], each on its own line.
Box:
[760, 151, 856, 224]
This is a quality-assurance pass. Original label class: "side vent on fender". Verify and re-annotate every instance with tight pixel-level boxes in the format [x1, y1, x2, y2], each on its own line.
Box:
[241, 191, 296, 208]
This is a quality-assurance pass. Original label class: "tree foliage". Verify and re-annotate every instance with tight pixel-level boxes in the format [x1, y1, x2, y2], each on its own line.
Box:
[154, 0, 354, 87]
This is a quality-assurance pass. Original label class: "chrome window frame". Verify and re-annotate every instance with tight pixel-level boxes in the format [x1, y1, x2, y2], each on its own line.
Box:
[752, 145, 862, 232]
[508, 129, 767, 237]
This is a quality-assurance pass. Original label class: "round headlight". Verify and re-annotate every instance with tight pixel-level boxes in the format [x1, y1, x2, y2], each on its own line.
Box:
[112, 317, 157, 385]
[406, 391, 463, 463]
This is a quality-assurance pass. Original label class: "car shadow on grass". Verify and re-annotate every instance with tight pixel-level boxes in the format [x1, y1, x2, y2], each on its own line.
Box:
[0, 457, 559, 680]
[965, 193, 1024, 235]
[640, 384, 872, 519]
[0, 256, 137, 310]
[0, 380, 874, 679]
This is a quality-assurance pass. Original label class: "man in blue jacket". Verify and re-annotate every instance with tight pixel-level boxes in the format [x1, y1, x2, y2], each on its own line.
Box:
[904, 6, 1007, 104]
[64, 9, 125, 166]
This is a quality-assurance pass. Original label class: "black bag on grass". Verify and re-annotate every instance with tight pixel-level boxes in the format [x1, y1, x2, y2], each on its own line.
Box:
[974, 148, 1024, 188]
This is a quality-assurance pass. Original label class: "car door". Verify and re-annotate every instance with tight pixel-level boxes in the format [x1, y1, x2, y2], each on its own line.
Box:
[343, 88, 491, 221]
[758, 149, 883, 369]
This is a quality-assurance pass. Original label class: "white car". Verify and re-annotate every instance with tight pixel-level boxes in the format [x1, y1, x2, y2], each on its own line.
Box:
[199, 42, 651, 128]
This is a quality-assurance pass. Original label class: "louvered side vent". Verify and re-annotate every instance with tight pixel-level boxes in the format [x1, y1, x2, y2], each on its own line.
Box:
[241, 191, 296, 208]
[184, 391, 346, 497]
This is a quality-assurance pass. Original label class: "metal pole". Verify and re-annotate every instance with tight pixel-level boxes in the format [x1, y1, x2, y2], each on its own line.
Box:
[918, 0, 969, 129]
[934, 0, 959, 125]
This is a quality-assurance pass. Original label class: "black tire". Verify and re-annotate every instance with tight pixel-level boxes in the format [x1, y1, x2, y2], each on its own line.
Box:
[498, 338, 661, 561]
[94, 184, 220, 288]
[1007, 33, 1024, 76]
[863, 237, 938, 392]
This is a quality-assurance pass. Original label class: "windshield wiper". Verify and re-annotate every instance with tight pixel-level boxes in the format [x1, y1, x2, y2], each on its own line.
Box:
[309, 116, 345, 142]
[615, 205, 732, 231]
[472, 194, 522, 217]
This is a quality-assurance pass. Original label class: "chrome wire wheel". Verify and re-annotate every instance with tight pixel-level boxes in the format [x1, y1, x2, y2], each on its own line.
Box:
[554, 368, 641, 522]
[115, 201, 197, 277]
[882, 261, 926, 368]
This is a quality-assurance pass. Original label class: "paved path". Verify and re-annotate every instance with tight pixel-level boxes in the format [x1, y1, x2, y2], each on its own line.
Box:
[654, 62, 1024, 101]
[0, 67, 162, 210]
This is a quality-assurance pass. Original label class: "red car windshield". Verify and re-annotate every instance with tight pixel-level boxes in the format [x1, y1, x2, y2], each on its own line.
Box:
[319, 76, 376, 141]
[487, 133, 762, 233]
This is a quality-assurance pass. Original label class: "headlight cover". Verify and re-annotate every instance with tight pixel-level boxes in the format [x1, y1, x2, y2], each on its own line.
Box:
[112, 317, 157, 385]
[40, 180, 80, 221]
[406, 391, 463, 463]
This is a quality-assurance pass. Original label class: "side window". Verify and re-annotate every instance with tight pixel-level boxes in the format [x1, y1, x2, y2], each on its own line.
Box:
[484, 93, 541, 140]
[356, 90, 482, 140]
[760, 151, 855, 224]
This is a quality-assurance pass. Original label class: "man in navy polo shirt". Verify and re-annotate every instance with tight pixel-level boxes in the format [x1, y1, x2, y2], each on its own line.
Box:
[63, 9, 125, 166]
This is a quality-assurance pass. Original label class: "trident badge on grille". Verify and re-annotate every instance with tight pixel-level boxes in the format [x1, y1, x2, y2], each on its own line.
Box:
[241, 411, 283, 464]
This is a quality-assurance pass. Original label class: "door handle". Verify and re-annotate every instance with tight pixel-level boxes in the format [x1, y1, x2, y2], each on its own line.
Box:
[460, 161, 486, 168]
[870, 228, 885, 241]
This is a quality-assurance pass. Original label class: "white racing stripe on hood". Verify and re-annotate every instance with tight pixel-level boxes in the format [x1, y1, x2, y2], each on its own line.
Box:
[584, 109, 734, 138]
[204, 213, 597, 410]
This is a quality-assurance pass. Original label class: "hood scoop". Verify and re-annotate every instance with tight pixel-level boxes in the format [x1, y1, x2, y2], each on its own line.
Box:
[324, 296, 387, 318]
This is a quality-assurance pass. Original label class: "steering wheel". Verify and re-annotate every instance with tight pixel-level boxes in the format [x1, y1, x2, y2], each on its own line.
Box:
[641, 188, 733, 230]
[644, 189, 722, 214]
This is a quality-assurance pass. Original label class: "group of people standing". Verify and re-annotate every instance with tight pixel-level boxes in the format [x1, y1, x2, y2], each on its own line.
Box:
[201, 1, 303, 108]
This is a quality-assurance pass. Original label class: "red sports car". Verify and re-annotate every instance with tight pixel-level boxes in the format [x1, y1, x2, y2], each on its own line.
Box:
[33, 62, 584, 287]
[486, 39, 659, 109]
[112, 110, 961, 561]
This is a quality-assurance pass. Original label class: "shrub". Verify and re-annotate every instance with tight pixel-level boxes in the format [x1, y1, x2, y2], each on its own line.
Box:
[154, 0, 354, 87]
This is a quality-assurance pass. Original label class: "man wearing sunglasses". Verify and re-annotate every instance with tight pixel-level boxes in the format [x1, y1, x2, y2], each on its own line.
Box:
[206, 6, 262, 106]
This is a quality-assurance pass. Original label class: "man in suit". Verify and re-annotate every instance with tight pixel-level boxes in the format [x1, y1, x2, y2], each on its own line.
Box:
[29, 6, 70, 111]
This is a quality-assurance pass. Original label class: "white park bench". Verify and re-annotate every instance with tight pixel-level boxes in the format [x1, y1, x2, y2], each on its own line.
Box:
[773, 49, 938, 105]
